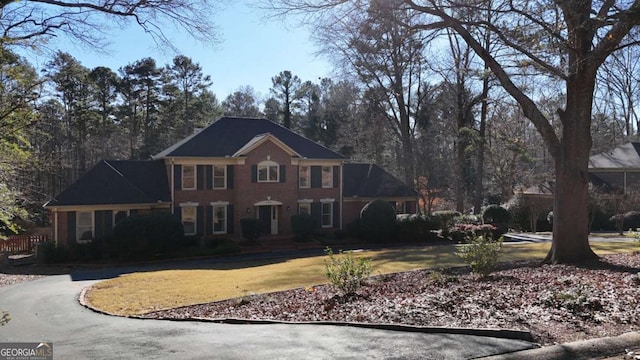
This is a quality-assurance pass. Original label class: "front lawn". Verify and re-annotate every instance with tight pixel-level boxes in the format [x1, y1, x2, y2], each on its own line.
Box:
[84, 242, 637, 316]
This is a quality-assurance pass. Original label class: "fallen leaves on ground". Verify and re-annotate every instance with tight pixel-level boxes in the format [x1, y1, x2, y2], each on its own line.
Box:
[142, 252, 640, 346]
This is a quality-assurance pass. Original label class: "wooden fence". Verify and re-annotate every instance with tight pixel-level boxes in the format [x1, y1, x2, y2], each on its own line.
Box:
[0, 235, 49, 254]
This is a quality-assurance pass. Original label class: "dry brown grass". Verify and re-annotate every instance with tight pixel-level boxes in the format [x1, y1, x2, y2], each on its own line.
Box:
[85, 241, 638, 316]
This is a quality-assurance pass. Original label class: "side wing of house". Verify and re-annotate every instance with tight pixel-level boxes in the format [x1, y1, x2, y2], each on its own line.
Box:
[342, 163, 418, 226]
[44, 160, 172, 246]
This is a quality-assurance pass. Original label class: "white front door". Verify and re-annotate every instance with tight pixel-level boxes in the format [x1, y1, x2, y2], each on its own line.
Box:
[270, 206, 278, 235]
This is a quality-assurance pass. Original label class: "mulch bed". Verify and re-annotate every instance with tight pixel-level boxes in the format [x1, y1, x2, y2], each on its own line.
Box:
[142, 252, 640, 346]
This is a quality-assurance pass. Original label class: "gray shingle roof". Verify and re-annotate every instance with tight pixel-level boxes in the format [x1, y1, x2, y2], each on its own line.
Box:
[154, 117, 345, 160]
[45, 160, 170, 207]
[589, 143, 640, 169]
[343, 163, 417, 198]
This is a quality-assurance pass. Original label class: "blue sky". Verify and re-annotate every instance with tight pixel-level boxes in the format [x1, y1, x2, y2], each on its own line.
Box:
[27, 2, 333, 102]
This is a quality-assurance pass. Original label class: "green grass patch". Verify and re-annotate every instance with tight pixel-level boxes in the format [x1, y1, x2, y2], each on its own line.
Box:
[86, 242, 638, 316]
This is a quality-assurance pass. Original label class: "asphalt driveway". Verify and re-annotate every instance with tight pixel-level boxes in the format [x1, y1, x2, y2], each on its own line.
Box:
[0, 266, 538, 360]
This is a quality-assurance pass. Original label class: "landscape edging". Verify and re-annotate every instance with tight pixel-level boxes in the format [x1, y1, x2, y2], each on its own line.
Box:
[78, 286, 534, 342]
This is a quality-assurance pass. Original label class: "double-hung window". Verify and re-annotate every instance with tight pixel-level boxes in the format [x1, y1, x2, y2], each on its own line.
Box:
[77, 211, 94, 243]
[213, 166, 226, 189]
[321, 202, 333, 228]
[258, 160, 279, 182]
[299, 166, 310, 188]
[322, 166, 333, 188]
[182, 207, 196, 235]
[182, 165, 196, 190]
[213, 205, 227, 234]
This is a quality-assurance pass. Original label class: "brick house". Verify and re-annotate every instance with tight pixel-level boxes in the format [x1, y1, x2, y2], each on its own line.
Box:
[45, 117, 417, 246]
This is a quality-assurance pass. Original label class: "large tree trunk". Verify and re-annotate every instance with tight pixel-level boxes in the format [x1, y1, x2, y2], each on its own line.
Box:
[544, 75, 598, 264]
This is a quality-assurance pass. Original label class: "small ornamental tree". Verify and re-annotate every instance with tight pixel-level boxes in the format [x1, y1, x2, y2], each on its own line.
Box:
[324, 248, 372, 295]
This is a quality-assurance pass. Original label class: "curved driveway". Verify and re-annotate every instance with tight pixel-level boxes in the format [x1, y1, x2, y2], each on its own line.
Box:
[0, 265, 537, 360]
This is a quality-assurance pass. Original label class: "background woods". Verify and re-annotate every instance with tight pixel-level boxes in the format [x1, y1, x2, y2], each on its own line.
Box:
[1, 1, 640, 265]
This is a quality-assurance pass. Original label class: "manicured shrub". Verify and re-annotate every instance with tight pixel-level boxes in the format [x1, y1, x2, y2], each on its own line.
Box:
[482, 205, 510, 237]
[397, 214, 432, 242]
[455, 234, 503, 277]
[110, 213, 184, 260]
[240, 217, 262, 241]
[431, 210, 462, 231]
[624, 211, 640, 230]
[506, 193, 529, 231]
[291, 213, 318, 242]
[446, 223, 496, 243]
[360, 200, 397, 242]
[324, 247, 372, 295]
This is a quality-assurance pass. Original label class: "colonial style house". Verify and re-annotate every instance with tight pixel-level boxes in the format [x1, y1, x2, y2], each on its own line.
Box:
[45, 117, 418, 246]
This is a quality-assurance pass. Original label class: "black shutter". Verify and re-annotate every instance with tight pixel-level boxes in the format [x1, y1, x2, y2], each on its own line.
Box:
[311, 202, 322, 226]
[174, 207, 181, 222]
[251, 165, 257, 183]
[227, 205, 234, 234]
[206, 206, 213, 236]
[311, 166, 321, 188]
[197, 165, 205, 190]
[280, 165, 286, 183]
[67, 211, 76, 244]
[197, 206, 205, 236]
[333, 202, 339, 229]
[333, 166, 340, 188]
[104, 210, 113, 238]
[227, 165, 234, 189]
[206, 165, 213, 190]
[174, 165, 182, 190]
[95, 211, 105, 241]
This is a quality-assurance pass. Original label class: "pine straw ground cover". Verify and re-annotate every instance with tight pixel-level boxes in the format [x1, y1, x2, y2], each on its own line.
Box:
[141, 252, 640, 346]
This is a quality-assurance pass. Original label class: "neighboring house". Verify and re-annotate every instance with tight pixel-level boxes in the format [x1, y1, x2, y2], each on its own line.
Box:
[45, 117, 418, 246]
[588, 142, 640, 194]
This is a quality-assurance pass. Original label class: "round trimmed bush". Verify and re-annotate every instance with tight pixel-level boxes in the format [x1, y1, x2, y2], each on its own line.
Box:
[291, 213, 318, 241]
[482, 204, 510, 236]
[360, 200, 397, 243]
[240, 217, 262, 241]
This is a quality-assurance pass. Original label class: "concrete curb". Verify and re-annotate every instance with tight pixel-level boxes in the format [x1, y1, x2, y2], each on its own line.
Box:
[78, 286, 534, 342]
[476, 331, 640, 360]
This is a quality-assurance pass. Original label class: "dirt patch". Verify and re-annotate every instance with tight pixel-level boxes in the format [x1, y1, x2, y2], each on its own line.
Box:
[142, 252, 640, 346]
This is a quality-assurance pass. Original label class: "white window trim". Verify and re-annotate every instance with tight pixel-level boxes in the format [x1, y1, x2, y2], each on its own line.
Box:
[299, 165, 310, 189]
[321, 166, 333, 188]
[181, 205, 198, 236]
[76, 211, 94, 243]
[321, 202, 333, 228]
[182, 165, 196, 190]
[297, 199, 313, 203]
[213, 165, 227, 190]
[212, 205, 227, 234]
[320, 198, 335, 203]
[298, 202, 311, 215]
[258, 160, 279, 183]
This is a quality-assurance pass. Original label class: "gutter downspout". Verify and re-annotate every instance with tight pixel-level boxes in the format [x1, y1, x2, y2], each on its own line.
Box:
[170, 158, 175, 214]
[54, 210, 58, 246]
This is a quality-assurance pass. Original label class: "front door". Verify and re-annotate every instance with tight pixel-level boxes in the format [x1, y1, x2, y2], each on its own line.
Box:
[258, 206, 271, 235]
